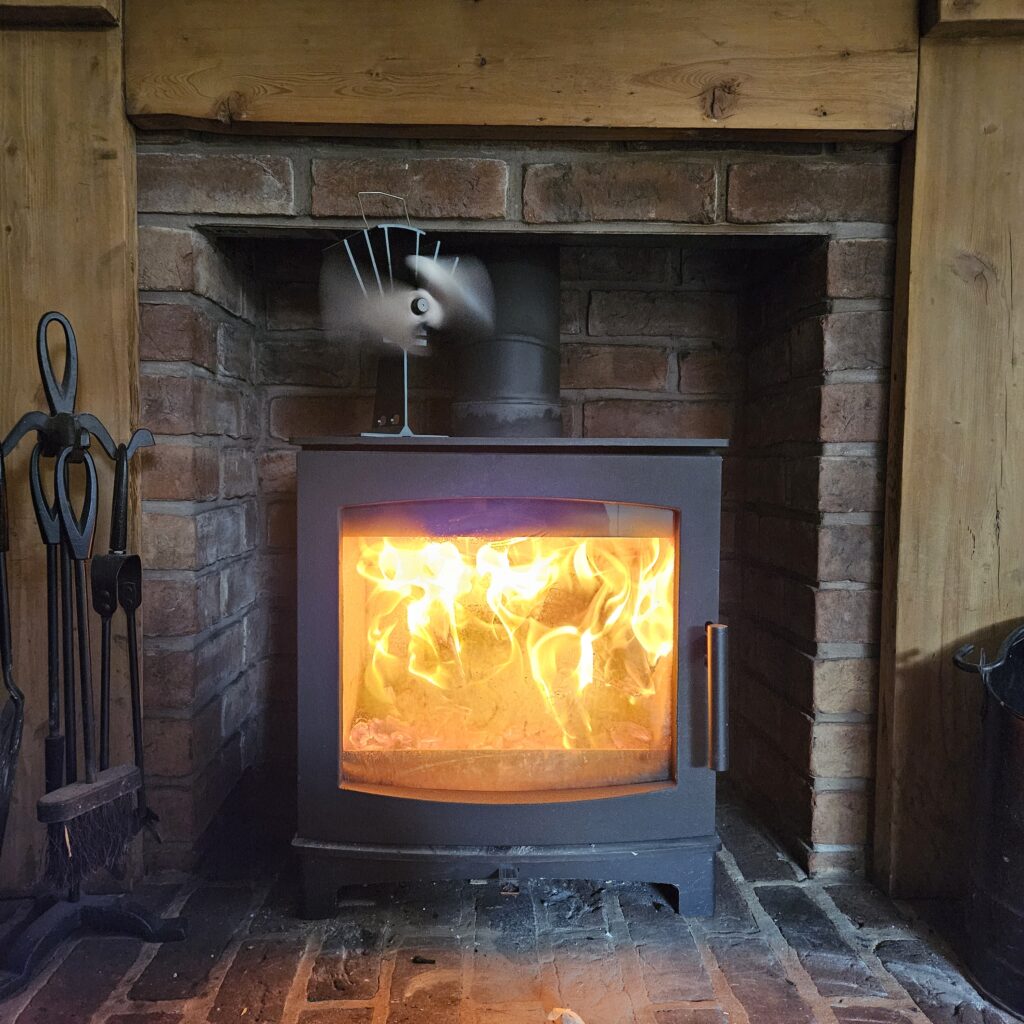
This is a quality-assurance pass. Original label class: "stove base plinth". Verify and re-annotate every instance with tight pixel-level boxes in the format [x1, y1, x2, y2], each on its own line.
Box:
[292, 834, 720, 919]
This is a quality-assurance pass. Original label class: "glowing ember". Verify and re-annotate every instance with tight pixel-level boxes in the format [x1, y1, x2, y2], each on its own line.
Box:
[339, 506, 678, 793]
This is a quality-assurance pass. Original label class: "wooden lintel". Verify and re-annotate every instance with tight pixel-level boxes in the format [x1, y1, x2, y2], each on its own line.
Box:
[123, 0, 918, 134]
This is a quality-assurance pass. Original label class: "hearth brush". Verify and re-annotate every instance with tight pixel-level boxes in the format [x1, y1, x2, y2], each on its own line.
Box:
[39, 448, 140, 892]
[319, 192, 495, 436]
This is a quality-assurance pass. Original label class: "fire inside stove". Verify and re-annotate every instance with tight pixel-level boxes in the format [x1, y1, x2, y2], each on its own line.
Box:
[339, 498, 678, 795]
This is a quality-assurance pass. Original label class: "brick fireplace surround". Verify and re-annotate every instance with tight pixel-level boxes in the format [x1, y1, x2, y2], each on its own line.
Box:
[135, 136, 894, 879]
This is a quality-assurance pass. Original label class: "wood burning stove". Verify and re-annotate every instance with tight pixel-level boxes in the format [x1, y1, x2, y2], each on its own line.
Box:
[293, 437, 727, 916]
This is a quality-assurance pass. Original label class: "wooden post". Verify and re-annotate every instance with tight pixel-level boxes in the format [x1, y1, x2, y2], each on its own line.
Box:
[876, 33, 1024, 896]
[0, 8, 138, 892]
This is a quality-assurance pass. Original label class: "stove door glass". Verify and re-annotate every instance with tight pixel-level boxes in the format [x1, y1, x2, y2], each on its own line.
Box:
[338, 497, 678, 796]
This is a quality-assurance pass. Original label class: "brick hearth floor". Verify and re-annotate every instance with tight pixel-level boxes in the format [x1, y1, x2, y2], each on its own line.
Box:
[0, 795, 1009, 1024]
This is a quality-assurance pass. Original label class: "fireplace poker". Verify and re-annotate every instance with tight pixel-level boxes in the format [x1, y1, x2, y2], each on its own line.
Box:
[0, 451, 26, 853]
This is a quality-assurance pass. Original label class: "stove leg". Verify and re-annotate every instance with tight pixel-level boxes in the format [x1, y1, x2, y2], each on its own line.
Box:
[666, 846, 717, 916]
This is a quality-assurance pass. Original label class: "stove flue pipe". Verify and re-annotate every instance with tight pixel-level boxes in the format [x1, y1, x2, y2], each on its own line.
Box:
[451, 246, 561, 438]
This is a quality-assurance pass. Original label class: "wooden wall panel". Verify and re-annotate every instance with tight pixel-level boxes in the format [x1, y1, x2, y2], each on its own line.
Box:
[875, 35, 1024, 896]
[0, 25, 137, 892]
[123, 0, 918, 134]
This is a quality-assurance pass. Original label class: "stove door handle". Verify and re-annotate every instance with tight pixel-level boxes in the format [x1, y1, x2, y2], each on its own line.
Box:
[706, 623, 729, 772]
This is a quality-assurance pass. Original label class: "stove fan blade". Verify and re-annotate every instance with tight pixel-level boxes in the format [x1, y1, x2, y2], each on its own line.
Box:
[319, 223, 494, 437]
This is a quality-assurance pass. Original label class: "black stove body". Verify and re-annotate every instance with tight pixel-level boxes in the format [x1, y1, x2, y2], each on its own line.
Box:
[294, 438, 727, 916]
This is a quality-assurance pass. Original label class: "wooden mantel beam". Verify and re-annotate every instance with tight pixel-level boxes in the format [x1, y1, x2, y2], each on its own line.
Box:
[123, 0, 918, 135]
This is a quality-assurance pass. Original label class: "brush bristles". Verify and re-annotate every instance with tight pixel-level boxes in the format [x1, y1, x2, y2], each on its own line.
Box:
[43, 793, 135, 892]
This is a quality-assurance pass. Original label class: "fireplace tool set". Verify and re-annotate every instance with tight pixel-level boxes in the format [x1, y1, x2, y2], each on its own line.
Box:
[0, 312, 185, 997]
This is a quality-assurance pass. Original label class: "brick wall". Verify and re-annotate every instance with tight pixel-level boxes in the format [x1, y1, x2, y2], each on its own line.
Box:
[138, 228, 267, 871]
[731, 239, 892, 875]
[135, 134, 897, 875]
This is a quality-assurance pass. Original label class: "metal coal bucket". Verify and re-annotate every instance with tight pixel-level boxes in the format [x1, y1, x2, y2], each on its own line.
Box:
[954, 625, 1024, 1019]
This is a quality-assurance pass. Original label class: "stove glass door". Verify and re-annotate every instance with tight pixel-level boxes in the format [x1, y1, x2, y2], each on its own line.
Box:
[338, 497, 678, 797]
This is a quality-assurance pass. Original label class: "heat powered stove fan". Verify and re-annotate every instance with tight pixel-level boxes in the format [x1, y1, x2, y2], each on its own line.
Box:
[319, 192, 495, 437]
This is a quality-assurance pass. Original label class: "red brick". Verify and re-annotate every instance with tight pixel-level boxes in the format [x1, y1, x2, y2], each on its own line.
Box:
[745, 389, 821, 446]
[827, 239, 896, 298]
[144, 620, 248, 710]
[820, 383, 889, 442]
[141, 372, 253, 438]
[17, 937, 143, 1024]
[138, 225, 251, 318]
[259, 449, 297, 494]
[258, 338, 358, 388]
[561, 343, 668, 390]
[818, 524, 880, 583]
[679, 350, 740, 395]
[588, 291, 735, 340]
[220, 558, 258, 617]
[791, 312, 891, 374]
[523, 160, 716, 223]
[810, 722, 874, 778]
[560, 289, 586, 335]
[265, 499, 297, 550]
[810, 788, 870, 846]
[144, 645, 199, 711]
[727, 161, 897, 223]
[269, 394, 376, 440]
[806, 846, 865, 876]
[755, 516, 818, 578]
[140, 302, 216, 369]
[146, 696, 222, 778]
[144, 573, 220, 637]
[561, 400, 582, 438]
[217, 320, 254, 379]
[208, 939, 303, 1024]
[143, 504, 255, 570]
[146, 733, 242, 844]
[138, 153, 295, 215]
[311, 157, 508, 219]
[745, 335, 791, 390]
[819, 457, 885, 512]
[138, 225, 196, 292]
[265, 282, 320, 330]
[680, 249, 753, 291]
[142, 512, 198, 571]
[814, 658, 878, 715]
[788, 456, 885, 513]
[584, 399, 733, 439]
[735, 675, 814, 772]
[813, 587, 880, 644]
[196, 502, 257, 564]
[824, 311, 890, 369]
[141, 443, 219, 501]
[560, 245, 677, 283]
[220, 447, 257, 498]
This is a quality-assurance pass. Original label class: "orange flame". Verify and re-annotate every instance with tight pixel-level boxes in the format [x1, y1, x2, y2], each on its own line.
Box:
[343, 534, 676, 757]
